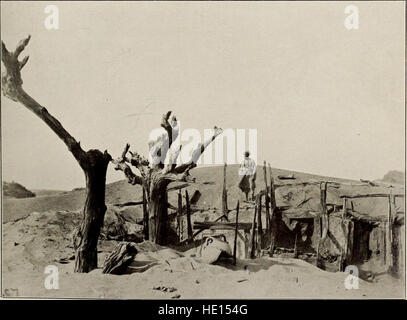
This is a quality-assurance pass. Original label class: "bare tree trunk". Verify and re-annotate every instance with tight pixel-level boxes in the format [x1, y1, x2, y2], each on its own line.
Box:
[148, 183, 169, 245]
[2, 37, 112, 273]
[113, 116, 223, 246]
[74, 150, 111, 272]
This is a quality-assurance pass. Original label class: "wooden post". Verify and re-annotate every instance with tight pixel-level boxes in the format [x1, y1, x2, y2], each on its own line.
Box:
[142, 188, 149, 240]
[222, 163, 228, 220]
[233, 201, 240, 265]
[185, 190, 193, 243]
[263, 161, 270, 232]
[256, 194, 263, 253]
[316, 182, 328, 268]
[390, 192, 398, 275]
[268, 163, 277, 257]
[385, 191, 394, 271]
[178, 190, 182, 242]
[339, 197, 348, 271]
[250, 203, 257, 259]
[257, 194, 263, 235]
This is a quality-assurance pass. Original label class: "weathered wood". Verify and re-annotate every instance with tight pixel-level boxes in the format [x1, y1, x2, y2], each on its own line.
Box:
[113, 201, 144, 207]
[222, 163, 228, 219]
[2, 37, 113, 273]
[194, 221, 252, 230]
[265, 193, 270, 233]
[142, 188, 148, 240]
[385, 193, 394, 270]
[233, 201, 240, 265]
[340, 193, 404, 199]
[73, 150, 111, 273]
[102, 242, 138, 274]
[268, 163, 277, 257]
[339, 197, 348, 271]
[192, 214, 227, 238]
[268, 164, 277, 209]
[114, 124, 223, 245]
[178, 190, 182, 241]
[257, 194, 263, 249]
[250, 203, 257, 259]
[316, 182, 328, 268]
[185, 190, 193, 242]
[257, 194, 263, 232]
[263, 162, 270, 232]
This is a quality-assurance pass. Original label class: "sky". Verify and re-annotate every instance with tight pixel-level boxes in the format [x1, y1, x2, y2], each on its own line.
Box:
[1, 1, 405, 190]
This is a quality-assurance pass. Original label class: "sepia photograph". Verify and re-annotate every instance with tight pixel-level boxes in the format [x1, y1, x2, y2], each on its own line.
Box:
[0, 0, 405, 304]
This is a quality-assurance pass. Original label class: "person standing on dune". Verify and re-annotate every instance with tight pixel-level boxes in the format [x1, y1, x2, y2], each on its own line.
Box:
[238, 151, 257, 201]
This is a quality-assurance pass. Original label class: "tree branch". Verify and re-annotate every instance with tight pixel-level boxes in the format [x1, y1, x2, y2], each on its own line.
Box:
[128, 150, 150, 178]
[1, 36, 89, 167]
[160, 110, 179, 149]
[112, 144, 144, 185]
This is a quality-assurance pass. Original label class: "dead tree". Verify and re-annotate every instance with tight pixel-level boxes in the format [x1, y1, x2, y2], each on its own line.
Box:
[1, 36, 112, 273]
[113, 111, 222, 245]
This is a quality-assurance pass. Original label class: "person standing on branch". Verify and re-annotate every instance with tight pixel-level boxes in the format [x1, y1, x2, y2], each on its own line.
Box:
[238, 151, 257, 201]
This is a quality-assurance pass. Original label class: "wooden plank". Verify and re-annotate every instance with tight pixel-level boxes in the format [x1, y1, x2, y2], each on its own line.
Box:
[193, 221, 252, 230]
[113, 200, 144, 207]
[233, 201, 240, 265]
[340, 193, 404, 199]
[192, 214, 225, 239]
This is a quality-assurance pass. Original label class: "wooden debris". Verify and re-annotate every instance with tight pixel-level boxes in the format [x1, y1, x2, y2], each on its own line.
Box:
[102, 242, 138, 274]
